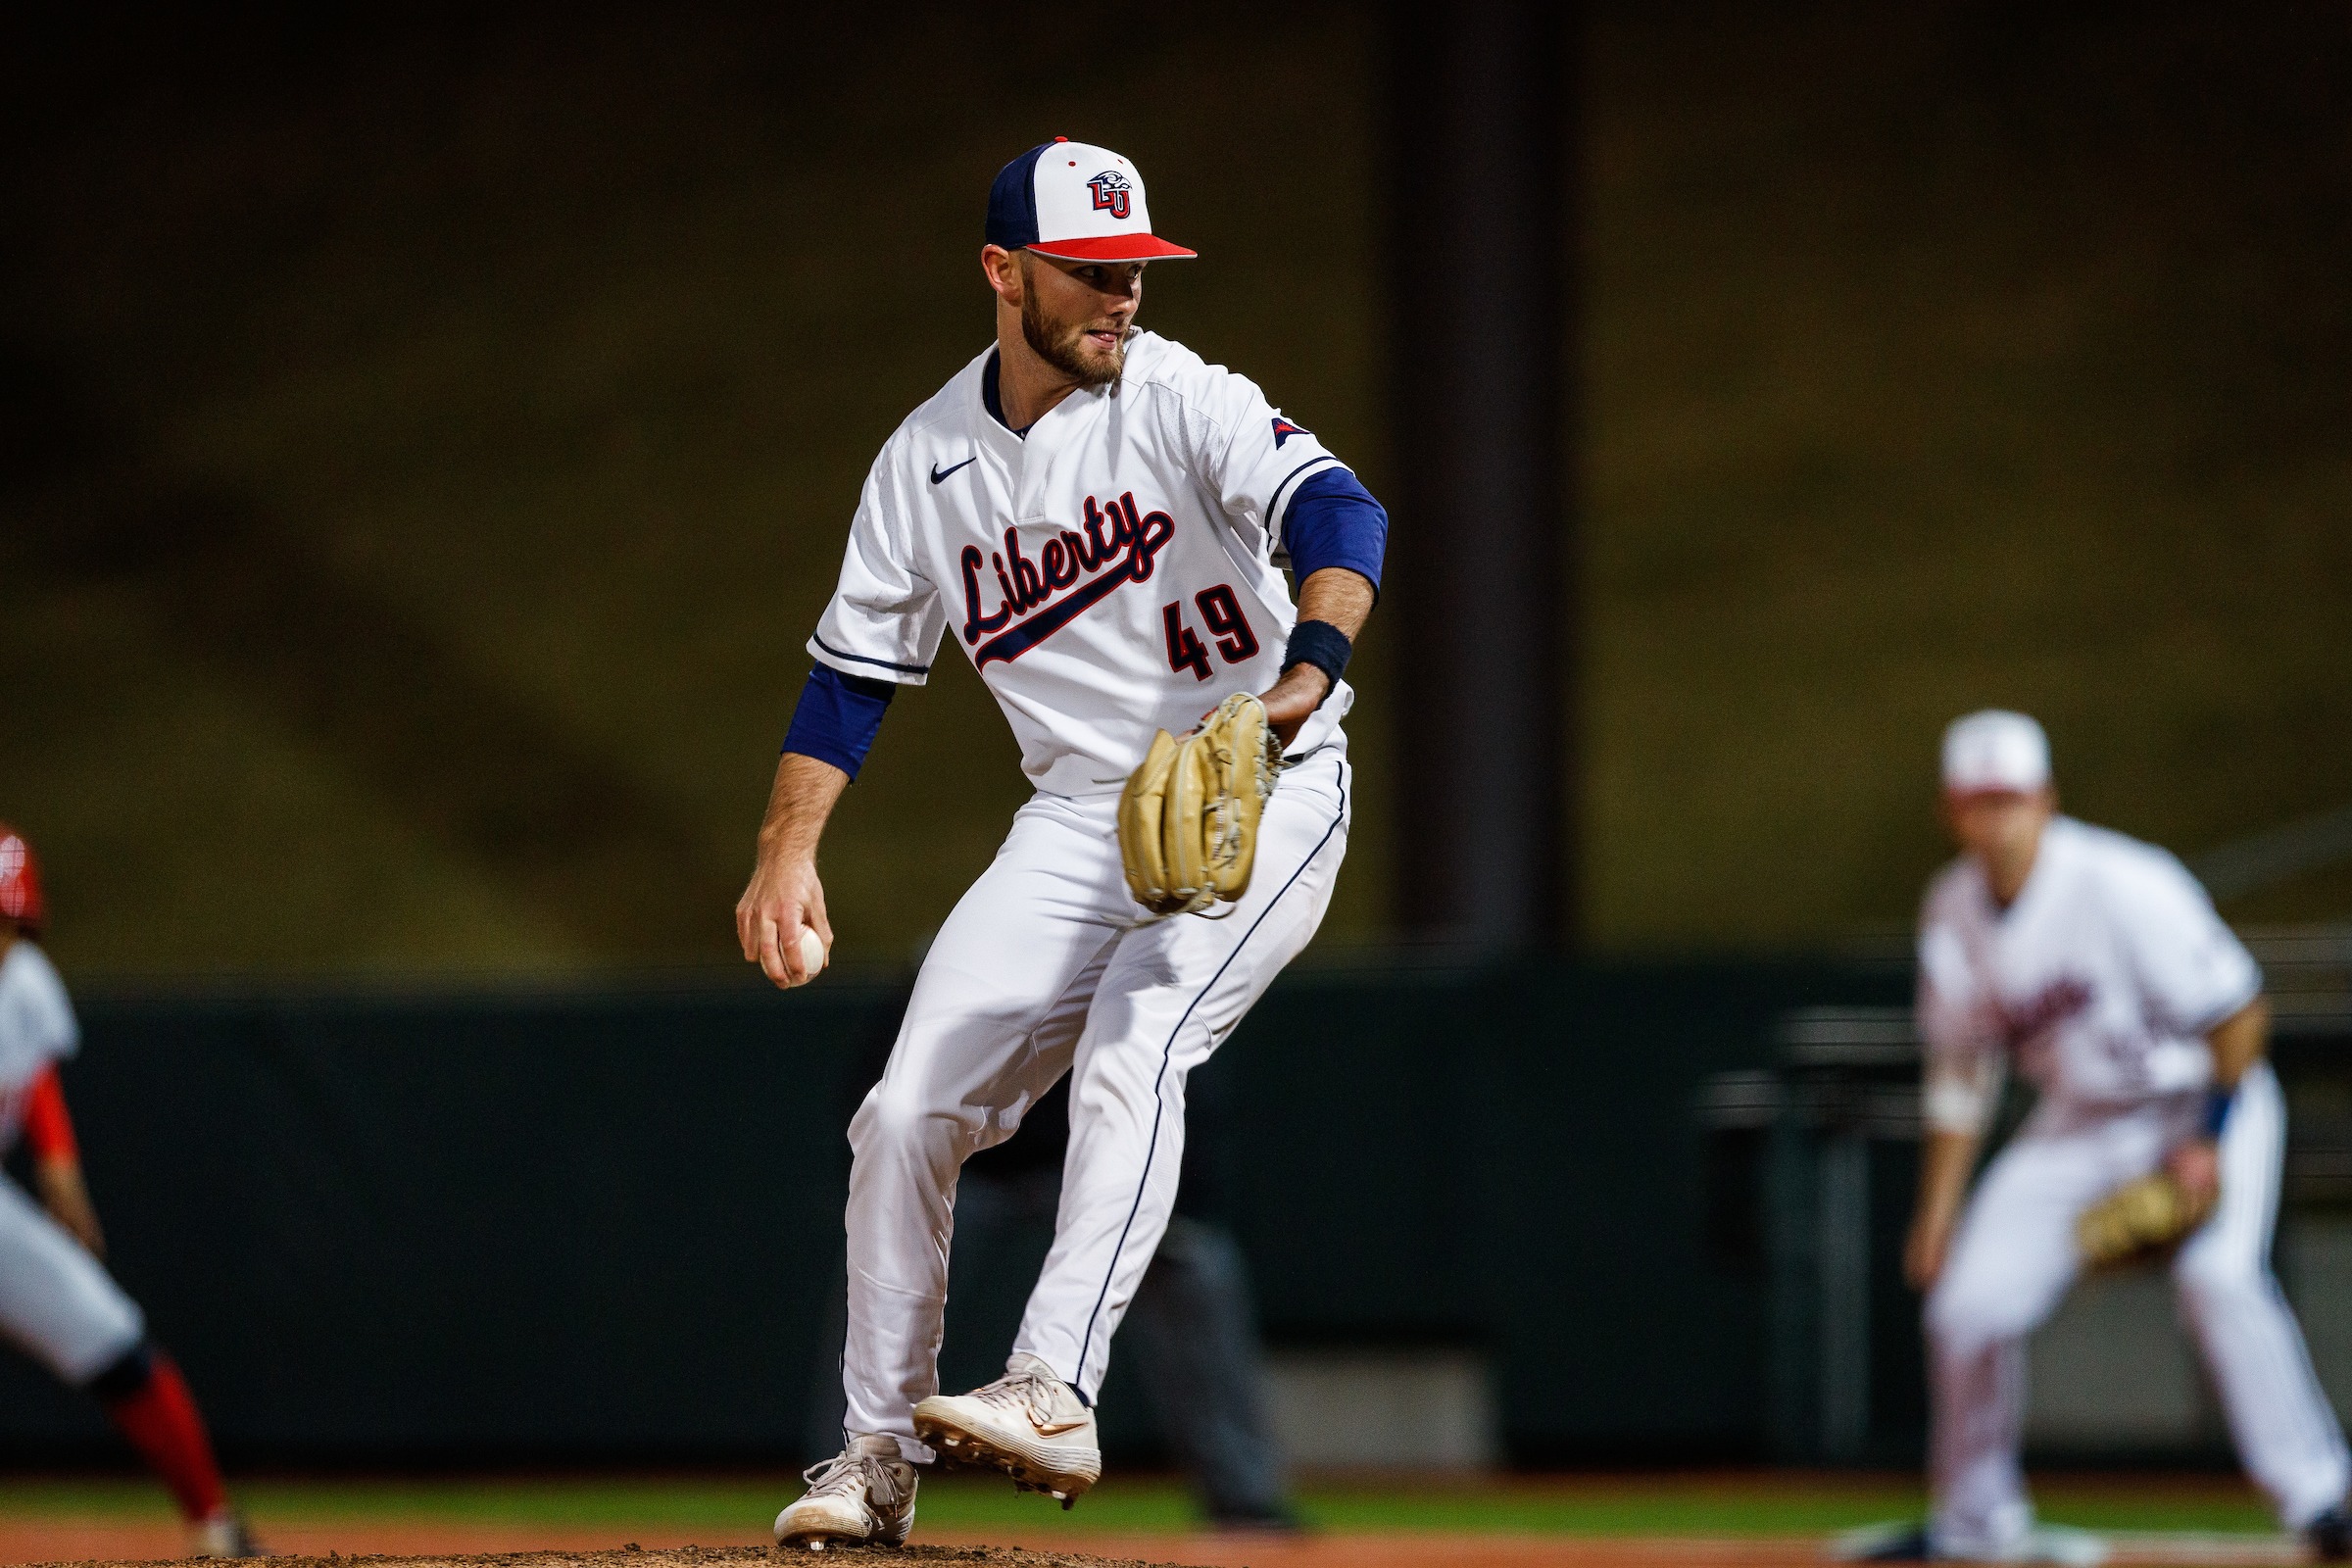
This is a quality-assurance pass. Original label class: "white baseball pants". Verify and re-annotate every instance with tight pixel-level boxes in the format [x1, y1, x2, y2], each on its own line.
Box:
[0, 1170, 145, 1385]
[1927, 1064, 2348, 1552]
[838, 744, 1349, 1458]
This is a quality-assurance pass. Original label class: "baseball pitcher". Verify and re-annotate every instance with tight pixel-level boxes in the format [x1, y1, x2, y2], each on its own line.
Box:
[0, 827, 259, 1557]
[736, 139, 1385, 1548]
[1852, 713, 2350, 1564]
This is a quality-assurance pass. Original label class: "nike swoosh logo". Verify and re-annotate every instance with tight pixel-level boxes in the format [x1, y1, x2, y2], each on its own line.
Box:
[930, 456, 977, 484]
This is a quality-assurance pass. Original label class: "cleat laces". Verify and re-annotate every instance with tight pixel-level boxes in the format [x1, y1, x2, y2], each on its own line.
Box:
[801, 1447, 909, 1513]
[970, 1367, 1068, 1429]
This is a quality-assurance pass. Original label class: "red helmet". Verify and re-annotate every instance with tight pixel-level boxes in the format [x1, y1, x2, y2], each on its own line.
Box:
[0, 826, 47, 935]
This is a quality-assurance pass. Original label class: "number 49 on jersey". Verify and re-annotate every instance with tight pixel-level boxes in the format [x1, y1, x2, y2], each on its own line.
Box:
[1163, 586, 1259, 682]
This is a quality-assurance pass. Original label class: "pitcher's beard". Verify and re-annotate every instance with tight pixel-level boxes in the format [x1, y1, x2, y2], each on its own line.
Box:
[1023, 292, 1125, 387]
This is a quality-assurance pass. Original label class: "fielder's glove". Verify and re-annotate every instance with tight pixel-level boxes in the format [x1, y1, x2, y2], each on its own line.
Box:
[2075, 1171, 2217, 1269]
[1117, 693, 1280, 917]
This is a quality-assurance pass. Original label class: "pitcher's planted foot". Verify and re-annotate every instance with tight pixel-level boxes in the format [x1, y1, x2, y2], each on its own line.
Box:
[912, 1352, 1102, 1506]
[774, 1435, 917, 1550]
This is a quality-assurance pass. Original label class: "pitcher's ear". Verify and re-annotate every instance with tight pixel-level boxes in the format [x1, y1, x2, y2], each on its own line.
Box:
[982, 243, 1033, 304]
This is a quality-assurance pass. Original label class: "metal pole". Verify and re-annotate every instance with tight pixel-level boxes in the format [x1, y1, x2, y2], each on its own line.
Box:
[1817, 1131, 1873, 1460]
[1387, 0, 1576, 952]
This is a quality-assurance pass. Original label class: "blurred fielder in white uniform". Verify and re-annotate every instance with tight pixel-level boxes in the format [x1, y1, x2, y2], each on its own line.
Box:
[736, 138, 1385, 1548]
[0, 826, 257, 1557]
[1855, 712, 2349, 1564]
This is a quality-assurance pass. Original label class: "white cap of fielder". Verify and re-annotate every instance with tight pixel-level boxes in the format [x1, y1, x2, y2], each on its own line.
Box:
[1941, 710, 2051, 795]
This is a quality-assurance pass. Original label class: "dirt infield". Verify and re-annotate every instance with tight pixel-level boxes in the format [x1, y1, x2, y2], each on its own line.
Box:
[0, 1545, 1833, 1568]
[0, 1472, 2305, 1568]
[0, 1535, 2314, 1568]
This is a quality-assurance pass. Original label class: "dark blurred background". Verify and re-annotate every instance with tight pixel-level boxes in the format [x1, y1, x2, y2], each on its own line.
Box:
[4, 0, 2352, 1477]
[7, 1, 2351, 974]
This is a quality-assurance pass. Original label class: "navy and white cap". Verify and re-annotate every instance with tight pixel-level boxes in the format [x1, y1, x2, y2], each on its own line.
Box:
[1941, 710, 2052, 795]
[986, 138, 1197, 263]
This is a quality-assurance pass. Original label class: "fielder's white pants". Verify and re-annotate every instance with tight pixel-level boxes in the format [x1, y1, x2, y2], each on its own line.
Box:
[0, 1170, 145, 1385]
[839, 744, 1349, 1458]
[1927, 1064, 2348, 1552]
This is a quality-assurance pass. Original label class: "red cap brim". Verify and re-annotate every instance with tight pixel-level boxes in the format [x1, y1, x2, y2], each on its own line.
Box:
[1027, 234, 1198, 262]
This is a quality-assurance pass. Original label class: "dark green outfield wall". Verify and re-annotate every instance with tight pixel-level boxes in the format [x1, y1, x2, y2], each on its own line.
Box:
[0, 959, 1905, 1465]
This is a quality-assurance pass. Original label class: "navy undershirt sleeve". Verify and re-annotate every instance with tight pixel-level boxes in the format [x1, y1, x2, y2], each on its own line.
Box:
[781, 664, 898, 780]
[1281, 466, 1388, 596]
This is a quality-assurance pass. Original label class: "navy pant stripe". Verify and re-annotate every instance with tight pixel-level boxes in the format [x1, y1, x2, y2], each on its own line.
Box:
[1069, 755, 1349, 1386]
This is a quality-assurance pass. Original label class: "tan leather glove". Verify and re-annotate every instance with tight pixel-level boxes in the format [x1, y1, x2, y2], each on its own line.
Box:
[2076, 1171, 2217, 1269]
[1116, 693, 1280, 917]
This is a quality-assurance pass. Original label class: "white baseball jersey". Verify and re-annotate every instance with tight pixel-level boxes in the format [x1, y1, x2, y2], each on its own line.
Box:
[809, 331, 1354, 796]
[1917, 815, 2260, 1118]
[0, 944, 143, 1385]
[0, 943, 78, 1153]
[1919, 821, 2345, 1543]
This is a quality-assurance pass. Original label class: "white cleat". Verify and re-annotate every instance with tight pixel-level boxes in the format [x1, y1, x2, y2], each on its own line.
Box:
[1834, 1520, 2106, 1565]
[912, 1352, 1102, 1507]
[189, 1512, 265, 1558]
[773, 1434, 917, 1550]
[2002, 1525, 2108, 1566]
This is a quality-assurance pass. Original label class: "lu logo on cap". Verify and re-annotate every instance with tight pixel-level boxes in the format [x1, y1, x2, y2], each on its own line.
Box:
[987, 138, 1197, 263]
[1086, 170, 1132, 220]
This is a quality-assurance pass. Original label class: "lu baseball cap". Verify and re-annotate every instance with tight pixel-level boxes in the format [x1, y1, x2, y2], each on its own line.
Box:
[986, 138, 1197, 263]
[1941, 710, 2052, 795]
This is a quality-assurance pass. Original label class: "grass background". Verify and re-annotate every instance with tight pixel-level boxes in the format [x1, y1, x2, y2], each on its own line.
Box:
[3, 1, 2350, 973]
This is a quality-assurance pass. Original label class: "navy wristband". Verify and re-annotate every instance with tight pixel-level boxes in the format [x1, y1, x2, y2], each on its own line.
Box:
[1282, 618, 1352, 693]
[2200, 1086, 2235, 1141]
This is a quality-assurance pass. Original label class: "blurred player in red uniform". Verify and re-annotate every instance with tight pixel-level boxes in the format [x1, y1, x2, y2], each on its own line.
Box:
[0, 826, 259, 1557]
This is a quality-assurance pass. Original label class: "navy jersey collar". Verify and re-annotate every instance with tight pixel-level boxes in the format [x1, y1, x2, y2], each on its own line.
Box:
[981, 349, 1034, 439]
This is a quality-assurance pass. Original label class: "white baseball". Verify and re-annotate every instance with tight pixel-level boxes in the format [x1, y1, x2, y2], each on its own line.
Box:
[796, 927, 828, 982]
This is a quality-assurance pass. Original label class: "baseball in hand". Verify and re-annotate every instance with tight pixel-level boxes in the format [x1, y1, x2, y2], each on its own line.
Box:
[796, 927, 827, 982]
